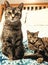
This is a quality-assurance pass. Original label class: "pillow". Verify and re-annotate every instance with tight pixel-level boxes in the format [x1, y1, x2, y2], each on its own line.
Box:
[26, 8, 48, 38]
[26, 8, 48, 25]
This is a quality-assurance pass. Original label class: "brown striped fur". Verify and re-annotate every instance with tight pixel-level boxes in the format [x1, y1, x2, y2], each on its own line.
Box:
[27, 30, 48, 63]
[2, 1, 24, 60]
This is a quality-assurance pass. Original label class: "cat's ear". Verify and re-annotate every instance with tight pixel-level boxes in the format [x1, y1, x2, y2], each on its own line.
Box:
[18, 3, 24, 11]
[35, 31, 39, 37]
[4, 0, 10, 9]
[27, 30, 30, 34]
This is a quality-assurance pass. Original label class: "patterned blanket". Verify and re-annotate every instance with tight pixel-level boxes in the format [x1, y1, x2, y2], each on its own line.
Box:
[0, 40, 48, 65]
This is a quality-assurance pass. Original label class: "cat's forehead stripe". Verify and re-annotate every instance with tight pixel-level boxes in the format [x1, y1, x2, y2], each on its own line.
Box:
[11, 8, 20, 13]
[6, 7, 21, 14]
[32, 33, 34, 36]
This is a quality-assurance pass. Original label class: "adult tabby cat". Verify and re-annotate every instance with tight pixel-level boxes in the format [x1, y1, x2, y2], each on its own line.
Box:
[2, 1, 24, 60]
[27, 30, 48, 63]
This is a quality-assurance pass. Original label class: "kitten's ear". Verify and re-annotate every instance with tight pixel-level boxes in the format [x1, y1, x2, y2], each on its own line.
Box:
[27, 30, 30, 34]
[4, 0, 10, 9]
[18, 3, 24, 11]
[35, 31, 39, 37]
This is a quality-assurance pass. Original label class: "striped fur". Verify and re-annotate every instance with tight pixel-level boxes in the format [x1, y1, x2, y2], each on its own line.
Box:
[27, 30, 48, 63]
[2, 1, 24, 60]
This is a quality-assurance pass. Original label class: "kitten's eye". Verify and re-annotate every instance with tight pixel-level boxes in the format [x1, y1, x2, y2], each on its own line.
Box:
[34, 37, 36, 38]
[15, 13, 19, 16]
[8, 12, 11, 14]
[34, 37, 37, 39]
[30, 36, 32, 38]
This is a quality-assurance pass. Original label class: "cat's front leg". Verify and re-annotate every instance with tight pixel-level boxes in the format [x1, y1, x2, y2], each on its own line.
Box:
[2, 42, 13, 60]
[7, 47, 13, 60]
[15, 45, 24, 59]
[28, 43, 37, 50]
[2, 42, 8, 56]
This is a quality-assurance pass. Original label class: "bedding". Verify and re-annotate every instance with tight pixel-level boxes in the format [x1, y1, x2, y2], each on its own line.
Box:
[0, 9, 48, 65]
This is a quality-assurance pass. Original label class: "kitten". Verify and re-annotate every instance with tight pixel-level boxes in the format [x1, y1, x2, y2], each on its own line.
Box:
[27, 30, 48, 63]
[2, 1, 24, 60]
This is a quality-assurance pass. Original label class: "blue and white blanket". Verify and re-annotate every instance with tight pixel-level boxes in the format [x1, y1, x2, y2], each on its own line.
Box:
[0, 40, 48, 65]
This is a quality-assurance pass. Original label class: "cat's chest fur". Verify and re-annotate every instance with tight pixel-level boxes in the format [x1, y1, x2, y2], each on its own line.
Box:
[28, 38, 45, 52]
[4, 20, 21, 31]
[34, 38, 44, 49]
[2, 20, 22, 44]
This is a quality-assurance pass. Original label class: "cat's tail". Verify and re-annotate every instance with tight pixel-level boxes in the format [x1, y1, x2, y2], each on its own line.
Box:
[23, 53, 42, 59]
[23, 53, 48, 62]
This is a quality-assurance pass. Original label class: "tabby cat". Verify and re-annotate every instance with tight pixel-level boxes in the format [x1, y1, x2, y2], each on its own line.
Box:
[27, 30, 48, 63]
[2, 1, 24, 60]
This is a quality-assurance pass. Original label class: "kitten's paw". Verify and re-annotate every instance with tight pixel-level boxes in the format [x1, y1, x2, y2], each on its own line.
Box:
[37, 58, 43, 63]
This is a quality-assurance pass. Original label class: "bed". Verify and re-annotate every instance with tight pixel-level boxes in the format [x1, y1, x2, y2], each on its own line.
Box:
[0, 3, 48, 65]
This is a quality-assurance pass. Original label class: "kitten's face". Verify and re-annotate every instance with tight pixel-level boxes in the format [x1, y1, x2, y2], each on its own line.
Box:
[27, 31, 39, 44]
[5, 1, 23, 22]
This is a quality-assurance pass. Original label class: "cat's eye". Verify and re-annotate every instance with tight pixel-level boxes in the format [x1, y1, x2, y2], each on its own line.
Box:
[30, 36, 32, 38]
[15, 13, 19, 16]
[8, 12, 11, 14]
[34, 37, 37, 38]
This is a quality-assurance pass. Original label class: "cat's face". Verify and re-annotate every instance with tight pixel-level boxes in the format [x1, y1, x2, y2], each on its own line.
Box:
[5, 1, 23, 22]
[27, 31, 39, 44]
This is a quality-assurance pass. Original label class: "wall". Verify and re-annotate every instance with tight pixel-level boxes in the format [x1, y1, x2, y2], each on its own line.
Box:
[0, 0, 48, 4]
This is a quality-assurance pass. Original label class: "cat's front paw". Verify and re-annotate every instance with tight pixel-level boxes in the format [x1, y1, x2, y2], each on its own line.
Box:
[37, 58, 43, 63]
[8, 54, 13, 60]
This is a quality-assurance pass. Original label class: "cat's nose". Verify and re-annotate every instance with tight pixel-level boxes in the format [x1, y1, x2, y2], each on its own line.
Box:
[12, 14, 15, 18]
[32, 40, 34, 42]
[12, 17, 14, 19]
[32, 40, 35, 44]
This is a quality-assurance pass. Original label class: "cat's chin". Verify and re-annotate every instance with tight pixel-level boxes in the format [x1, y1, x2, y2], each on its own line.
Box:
[8, 19, 19, 22]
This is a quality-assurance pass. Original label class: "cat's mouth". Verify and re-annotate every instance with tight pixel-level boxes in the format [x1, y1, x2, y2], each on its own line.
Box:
[10, 18, 19, 22]
[29, 41, 35, 44]
[29, 39, 38, 45]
